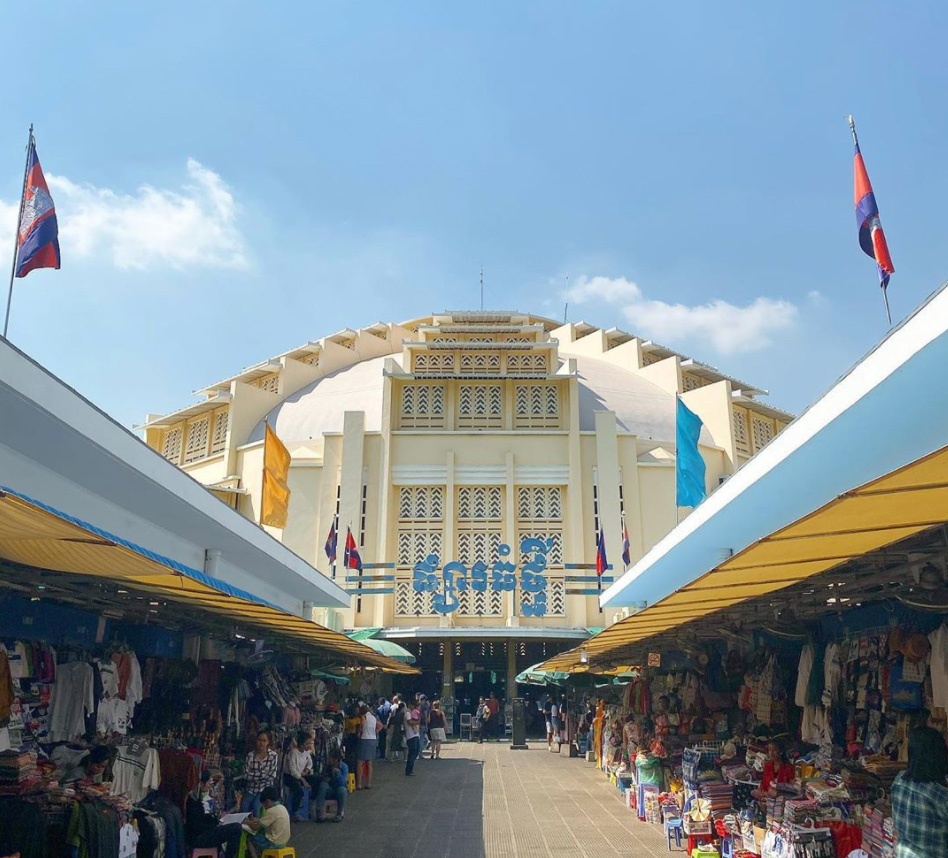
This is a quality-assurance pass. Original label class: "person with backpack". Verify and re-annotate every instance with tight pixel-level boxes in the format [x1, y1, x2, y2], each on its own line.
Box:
[386, 698, 406, 761]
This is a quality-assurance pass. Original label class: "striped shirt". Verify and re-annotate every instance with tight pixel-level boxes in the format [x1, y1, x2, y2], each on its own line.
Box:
[244, 749, 278, 794]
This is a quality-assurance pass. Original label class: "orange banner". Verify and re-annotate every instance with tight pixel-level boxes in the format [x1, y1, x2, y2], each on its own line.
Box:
[261, 422, 291, 528]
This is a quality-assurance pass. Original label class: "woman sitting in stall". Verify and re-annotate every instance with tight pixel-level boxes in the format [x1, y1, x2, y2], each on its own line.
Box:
[751, 740, 794, 799]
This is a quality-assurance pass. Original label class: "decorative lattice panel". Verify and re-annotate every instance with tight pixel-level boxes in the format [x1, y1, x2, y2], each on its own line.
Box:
[732, 407, 750, 454]
[517, 531, 563, 567]
[396, 529, 443, 568]
[400, 384, 446, 428]
[457, 486, 502, 521]
[458, 352, 502, 376]
[413, 353, 455, 376]
[520, 578, 566, 617]
[162, 427, 183, 462]
[517, 486, 562, 521]
[395, 579, 435, 616]
[254, 373, 279, 394]
[458, 587, 503, 616]
[184, 417, 210, 463]
[682, 373, 705, 392]
[210, 411, 229, 455]
[457, 384, 503, 429]
[514, 384, 560, 428]
[299, 352, 320, 367]
[752, 416, 775, 452]
[398, 486, 444, 521]
[456, 530, 502, 567]
[506, 353, 547, 376]
[641, 352, 660, 366]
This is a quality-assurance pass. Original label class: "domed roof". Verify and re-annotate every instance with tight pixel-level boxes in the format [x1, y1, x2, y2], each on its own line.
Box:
[248, 353, 695, 445]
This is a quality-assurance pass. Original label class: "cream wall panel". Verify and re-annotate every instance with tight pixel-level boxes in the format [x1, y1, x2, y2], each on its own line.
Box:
[682, 380, 737, 469]
[282, 466, 321, 567]
[638, 355, 682, 396]
[638, 465, 676, 554]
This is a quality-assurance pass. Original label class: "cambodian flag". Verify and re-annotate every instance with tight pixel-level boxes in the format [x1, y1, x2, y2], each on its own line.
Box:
[16, 136, 60, 278]
[344, 527, 363, 572]
[621, 521, 631, 567]
[852, 120, 894, 291]
[595, 528, 608, 577]
[324, 518, 337, 563]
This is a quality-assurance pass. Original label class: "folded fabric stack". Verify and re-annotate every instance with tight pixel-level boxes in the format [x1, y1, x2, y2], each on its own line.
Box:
[699, 779, 734, 812]
[0, 749, 40, 795]
[861, 805, 895, 858]
[782, 798, 819, 824]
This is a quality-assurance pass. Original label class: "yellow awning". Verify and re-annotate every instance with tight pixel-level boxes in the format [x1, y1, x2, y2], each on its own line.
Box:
[540, 442, 948, 672]
[0, 488, 417, 674]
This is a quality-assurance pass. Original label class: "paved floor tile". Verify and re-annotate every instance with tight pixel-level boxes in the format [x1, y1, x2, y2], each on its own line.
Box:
[290, 741, 674, 857]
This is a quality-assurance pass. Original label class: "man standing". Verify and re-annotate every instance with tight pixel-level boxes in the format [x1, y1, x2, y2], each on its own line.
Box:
[419, 695, 431, 757]
[404, 702, 421, 776]
[486, 692, 500, 741]
[549, 698, 560, 747]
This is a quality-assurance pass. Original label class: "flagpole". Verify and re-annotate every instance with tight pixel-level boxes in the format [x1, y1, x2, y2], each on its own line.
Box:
[848, 115, 892, 327]
[3, 125, 33, 340]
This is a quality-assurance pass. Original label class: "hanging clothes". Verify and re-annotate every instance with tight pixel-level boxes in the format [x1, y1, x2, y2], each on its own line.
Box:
[795, 644, 814, 708]
[929, 622, 948, 711]
[49, 661, 95, 742]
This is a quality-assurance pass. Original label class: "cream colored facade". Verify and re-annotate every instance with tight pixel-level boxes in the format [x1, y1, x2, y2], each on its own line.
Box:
[143, 312, 791, 699]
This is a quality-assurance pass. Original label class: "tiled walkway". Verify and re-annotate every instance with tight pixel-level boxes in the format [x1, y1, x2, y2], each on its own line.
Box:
[290, 741, 671, 857]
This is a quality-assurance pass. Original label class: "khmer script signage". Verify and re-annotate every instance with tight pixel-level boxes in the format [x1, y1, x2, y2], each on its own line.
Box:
[412, 537, 553, 616]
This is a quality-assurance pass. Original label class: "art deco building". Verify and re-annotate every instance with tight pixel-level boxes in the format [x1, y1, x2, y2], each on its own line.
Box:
[142, 312, 791, 706]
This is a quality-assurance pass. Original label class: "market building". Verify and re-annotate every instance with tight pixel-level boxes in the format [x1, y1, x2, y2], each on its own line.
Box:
[141, 311, 792, 710]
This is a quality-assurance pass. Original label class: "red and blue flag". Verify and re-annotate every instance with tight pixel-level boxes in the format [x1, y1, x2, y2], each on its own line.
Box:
[344, 527, 362, 572]
[853, 128, 894, 291]
[595, 528, 608, 578]
[324, 518, 337, 563]
[16, 136, 60, 278]
[621, 520, 631, 567]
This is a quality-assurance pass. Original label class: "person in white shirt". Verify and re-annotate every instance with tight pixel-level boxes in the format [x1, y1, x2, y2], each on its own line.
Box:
[356, 703, 380, 789]
[281, 733, 313, 822]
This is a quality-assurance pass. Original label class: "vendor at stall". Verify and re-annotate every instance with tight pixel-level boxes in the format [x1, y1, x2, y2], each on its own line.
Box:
[62, 746, 111, 785]
[752, 740, 794, 798]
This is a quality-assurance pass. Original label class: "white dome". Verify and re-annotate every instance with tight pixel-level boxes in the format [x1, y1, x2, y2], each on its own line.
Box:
[249, 353, 691, 444]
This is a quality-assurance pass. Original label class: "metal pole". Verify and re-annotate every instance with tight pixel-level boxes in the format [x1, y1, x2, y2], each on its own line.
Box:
[3, 125, 33, 340]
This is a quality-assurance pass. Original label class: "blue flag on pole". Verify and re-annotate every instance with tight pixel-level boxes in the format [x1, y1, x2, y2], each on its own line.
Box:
[676, 397, 707, 508]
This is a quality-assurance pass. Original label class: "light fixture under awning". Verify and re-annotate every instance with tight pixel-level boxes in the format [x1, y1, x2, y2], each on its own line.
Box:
[0, 486, 417, 674]
[539, 442, 948, 672]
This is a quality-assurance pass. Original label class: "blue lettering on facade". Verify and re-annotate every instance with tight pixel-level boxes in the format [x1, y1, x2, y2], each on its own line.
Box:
[412, 538, 554, 616]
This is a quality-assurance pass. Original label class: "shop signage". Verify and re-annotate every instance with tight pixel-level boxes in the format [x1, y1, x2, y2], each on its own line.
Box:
[412, 537, 553, 616]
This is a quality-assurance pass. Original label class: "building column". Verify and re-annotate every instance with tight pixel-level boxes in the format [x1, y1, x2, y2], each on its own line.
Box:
[506, 641, 517, 704]
[594, 411, 621, 623]
[442, 641, 453, 705]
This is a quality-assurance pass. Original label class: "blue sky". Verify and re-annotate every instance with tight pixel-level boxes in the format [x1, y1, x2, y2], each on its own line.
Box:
[3, 2, 946, 428]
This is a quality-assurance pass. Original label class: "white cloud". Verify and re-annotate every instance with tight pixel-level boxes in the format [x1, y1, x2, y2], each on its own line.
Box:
[567, 275, 798, 355]
[2, 159, 247, 271]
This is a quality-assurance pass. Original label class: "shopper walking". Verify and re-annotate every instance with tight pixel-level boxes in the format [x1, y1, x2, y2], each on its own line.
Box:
[487, 692, 500, 741]
[428, 700, 447, 759]
[386, 698, 406, 761]
[240, 730, 279, 815]
[476, 697, 488, 744]
[404, 701, 422, 776]
[892, 725, 948, 858]
[356, 703, 379, 789]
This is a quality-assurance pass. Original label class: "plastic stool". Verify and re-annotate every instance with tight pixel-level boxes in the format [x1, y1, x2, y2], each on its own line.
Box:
[686, 833, 713, 853]
[190, 850, 219, 858]
[664, 817, 683, 850]
[346, 773, 356, 793]
[261, 850, 296, 858]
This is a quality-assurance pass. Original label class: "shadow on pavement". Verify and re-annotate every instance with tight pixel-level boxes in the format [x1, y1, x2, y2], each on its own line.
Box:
[291, 755, 486, 858]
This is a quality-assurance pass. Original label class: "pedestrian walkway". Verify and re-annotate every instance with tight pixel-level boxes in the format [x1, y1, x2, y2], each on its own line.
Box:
[290, 741, 670, 857]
